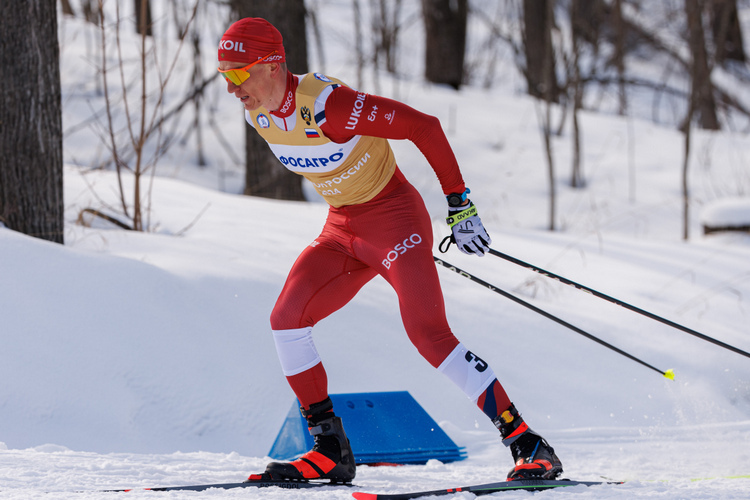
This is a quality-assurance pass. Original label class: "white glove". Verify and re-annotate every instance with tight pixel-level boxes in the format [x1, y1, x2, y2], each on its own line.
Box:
[446, 201, 491, 256]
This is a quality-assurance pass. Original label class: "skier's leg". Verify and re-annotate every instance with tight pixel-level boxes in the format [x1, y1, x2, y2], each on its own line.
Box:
[357, 182, 562, 480]
[265, 230, 375, 482]
[391, 250, 562, 479]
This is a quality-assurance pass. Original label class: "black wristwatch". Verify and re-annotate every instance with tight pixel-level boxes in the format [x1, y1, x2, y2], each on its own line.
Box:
[446, 188, 470, 208]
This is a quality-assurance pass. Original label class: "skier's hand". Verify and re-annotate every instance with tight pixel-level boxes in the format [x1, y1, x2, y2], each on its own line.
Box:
[446, 201, 491, 256]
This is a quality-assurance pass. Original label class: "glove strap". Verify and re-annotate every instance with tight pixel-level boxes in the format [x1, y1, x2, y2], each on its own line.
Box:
[446, 204, 478, 227]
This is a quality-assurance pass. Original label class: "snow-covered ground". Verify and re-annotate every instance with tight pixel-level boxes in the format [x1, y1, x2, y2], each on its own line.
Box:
[2, 1, 749, 498]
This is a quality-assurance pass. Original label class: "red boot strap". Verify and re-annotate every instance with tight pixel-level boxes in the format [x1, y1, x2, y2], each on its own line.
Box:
[291, 451, 337, 479]
[501, 422, 529, 446]
[514, 459, 553, 471]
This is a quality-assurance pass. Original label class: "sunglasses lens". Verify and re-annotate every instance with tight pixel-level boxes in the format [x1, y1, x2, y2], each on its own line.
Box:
[222, 69, 249, 86]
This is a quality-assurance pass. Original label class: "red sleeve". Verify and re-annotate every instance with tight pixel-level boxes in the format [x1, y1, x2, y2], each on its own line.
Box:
[319, 86, 466, 196]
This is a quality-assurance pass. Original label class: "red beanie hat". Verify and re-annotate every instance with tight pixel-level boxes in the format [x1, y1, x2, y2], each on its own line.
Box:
[219, 17, 286, 64]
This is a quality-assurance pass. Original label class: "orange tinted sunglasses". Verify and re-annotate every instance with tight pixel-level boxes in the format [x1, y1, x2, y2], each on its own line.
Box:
[218, 51, 278, 85]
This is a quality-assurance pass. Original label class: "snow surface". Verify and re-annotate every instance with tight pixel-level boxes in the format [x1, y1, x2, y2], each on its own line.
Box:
[701, 197, 750, 227]
[2, 1, 750, 498]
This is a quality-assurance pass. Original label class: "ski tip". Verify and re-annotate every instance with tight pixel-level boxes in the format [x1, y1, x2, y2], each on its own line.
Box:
[663, 369, 675, 380]
[352, 493, 377, 500]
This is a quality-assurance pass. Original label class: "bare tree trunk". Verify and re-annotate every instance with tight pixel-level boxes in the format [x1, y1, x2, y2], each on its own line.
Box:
[538, 97, 556, 232]
[572, 0, 601, 44]
[61, 0, 75, 16]
[522, 0, 559, 102]
[0, 0, 64, 244]
[353, 0, 365, 89]
[191, 25, 206, 167]
[422, 0, 468, 90]
[682, 83, 695, 241]
[81, 0, 99, 25]
[709, 0, 745, 65]
[231, 0, 306, 201]
[684, 0, 719, 130]
[612, 0, 628, 115]
[307, 5, 326, 74]
[523, 0, 558, 229]
[135, 0, 153, 37]
[569, 0, 588, 188]
[370, 0, 403, 76]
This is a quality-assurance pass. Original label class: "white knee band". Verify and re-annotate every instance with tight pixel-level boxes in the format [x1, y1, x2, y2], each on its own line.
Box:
[437, 343, 496, 402]
[272, 327, 322, 376]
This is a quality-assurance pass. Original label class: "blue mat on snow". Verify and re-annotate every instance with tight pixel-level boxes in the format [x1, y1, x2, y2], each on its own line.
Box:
[268, 391, 466, 465]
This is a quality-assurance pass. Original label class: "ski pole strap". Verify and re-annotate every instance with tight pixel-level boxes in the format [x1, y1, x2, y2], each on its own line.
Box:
[439, 235, 454, 253]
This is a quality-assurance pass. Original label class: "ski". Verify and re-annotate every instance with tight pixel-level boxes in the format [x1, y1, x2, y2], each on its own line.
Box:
[101, 475, 355, 492]
[352, 478, 622, 499]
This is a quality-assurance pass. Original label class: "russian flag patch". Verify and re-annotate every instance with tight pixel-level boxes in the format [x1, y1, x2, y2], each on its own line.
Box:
[305, 128, 320, 138]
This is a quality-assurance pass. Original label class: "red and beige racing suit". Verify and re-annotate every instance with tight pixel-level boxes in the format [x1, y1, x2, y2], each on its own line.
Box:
[247, 72, 510, 421]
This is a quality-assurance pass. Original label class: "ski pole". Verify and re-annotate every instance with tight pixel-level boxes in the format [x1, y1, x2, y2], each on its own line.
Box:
[433, 255, 675, 380]
[482, 247, 750, 360]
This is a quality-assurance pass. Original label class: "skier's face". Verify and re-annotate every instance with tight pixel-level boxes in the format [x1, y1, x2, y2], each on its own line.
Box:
[220, 60, 280, 112]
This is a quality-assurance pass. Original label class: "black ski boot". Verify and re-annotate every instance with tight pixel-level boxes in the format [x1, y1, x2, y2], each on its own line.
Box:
[492, 403, 563, 480]
[262, 397, 356, 483]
